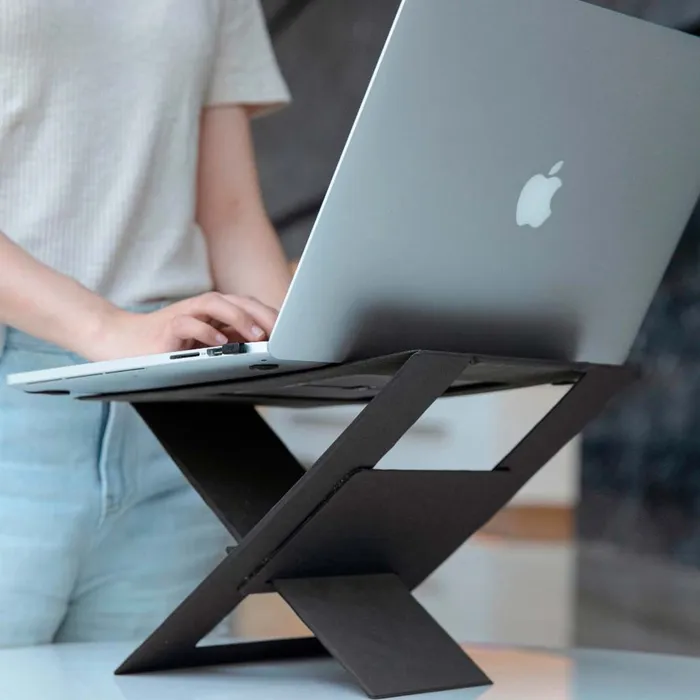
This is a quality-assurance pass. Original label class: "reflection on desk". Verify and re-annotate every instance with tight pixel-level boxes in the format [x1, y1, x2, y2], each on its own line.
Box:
[2, 641, 699, 699]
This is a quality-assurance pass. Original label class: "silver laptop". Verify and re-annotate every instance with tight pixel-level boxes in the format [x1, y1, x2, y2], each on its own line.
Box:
[9, 0, 700, 397]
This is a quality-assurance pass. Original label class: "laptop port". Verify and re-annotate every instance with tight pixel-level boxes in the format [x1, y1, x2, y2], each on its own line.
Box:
[221, 343, 242, 355]
[207, 343, 242, 357]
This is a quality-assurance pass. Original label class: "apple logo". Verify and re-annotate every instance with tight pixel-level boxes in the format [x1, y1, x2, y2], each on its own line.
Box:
[516, 161, 564, 228]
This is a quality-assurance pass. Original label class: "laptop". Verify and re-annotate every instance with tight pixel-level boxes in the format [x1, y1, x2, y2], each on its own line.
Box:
[9, 0, 700, 398]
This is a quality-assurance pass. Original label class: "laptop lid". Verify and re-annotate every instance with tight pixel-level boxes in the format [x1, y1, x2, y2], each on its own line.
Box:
[268, 0, 700, 366]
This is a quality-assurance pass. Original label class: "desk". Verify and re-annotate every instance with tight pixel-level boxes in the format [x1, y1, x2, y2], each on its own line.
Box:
[2, 641, 699, 699]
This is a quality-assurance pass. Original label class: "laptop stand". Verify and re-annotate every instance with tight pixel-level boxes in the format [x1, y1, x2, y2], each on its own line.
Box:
[80, 349, 635, 699]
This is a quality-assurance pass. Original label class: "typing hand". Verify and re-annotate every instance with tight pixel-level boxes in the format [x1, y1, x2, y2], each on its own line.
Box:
[83, 292, 278, 361]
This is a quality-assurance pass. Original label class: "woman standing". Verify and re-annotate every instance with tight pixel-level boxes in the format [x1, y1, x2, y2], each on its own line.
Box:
[0, 0, 292, 646]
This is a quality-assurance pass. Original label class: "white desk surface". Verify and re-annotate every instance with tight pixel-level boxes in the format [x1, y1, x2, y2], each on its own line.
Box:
[2, 641, 699, 699]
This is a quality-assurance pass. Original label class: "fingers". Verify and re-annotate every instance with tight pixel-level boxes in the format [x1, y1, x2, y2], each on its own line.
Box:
[169, 293, 278, 346]
[186, 292, 277, 341]
[171, 315, 229, 348]
[222, 295, 278, 336]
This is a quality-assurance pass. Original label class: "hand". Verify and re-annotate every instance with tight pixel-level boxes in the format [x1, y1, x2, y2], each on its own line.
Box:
[81, 292, 278, 361]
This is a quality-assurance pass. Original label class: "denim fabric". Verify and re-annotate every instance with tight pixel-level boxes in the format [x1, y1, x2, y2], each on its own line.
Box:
[0, 322, 230, 646]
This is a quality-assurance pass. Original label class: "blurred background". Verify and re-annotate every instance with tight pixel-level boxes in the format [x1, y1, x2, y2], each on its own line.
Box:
[230, 0, 700, 656]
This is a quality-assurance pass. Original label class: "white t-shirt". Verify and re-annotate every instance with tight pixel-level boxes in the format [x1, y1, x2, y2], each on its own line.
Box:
[0, 0, 290, 307]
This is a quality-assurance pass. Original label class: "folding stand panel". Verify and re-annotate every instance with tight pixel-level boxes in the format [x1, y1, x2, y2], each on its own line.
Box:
[86, 350, 636, 698]
[276, 574, 489, 698]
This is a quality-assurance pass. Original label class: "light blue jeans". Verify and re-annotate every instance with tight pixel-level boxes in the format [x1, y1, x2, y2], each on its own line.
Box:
[0, 323, 231, 647]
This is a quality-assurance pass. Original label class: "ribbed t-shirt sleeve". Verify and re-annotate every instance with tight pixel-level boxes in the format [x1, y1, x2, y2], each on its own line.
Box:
[205, 0, 291, 114]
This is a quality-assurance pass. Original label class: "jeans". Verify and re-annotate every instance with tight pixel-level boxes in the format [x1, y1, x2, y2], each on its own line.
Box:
[0, 322, 230, 647]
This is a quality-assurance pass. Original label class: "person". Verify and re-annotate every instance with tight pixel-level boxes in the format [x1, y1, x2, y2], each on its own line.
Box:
[0, 1, 292, 646]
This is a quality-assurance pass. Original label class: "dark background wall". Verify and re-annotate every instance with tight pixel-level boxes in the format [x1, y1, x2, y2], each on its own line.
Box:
[254, 0, 400, 260]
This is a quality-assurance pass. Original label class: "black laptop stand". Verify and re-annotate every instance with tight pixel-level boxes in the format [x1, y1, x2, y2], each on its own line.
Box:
[79, 349, 635, 698]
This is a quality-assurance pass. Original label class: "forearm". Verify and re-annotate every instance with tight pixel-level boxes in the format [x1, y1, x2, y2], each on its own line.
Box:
[196, 106, 292, 311]
[206, 219, 292, 310]
[0, 231, 117, 354]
